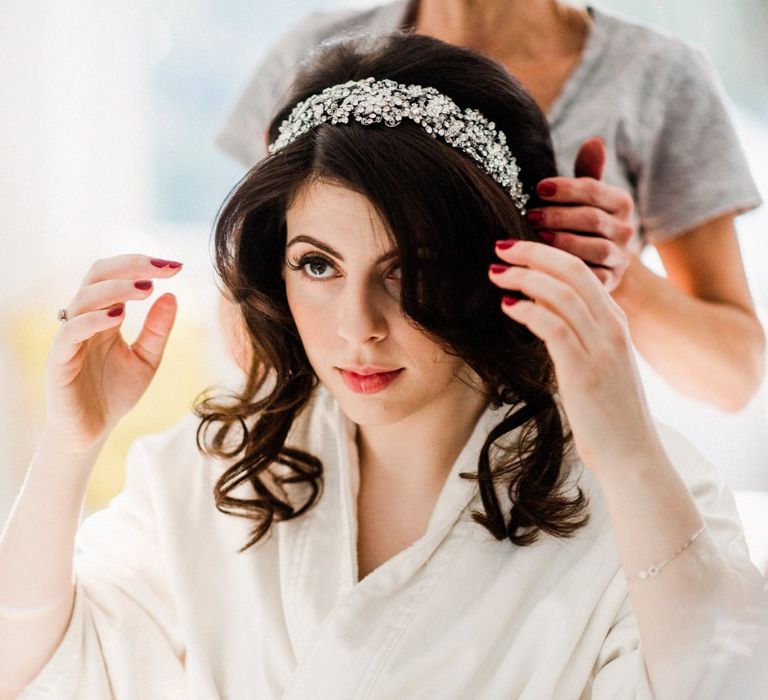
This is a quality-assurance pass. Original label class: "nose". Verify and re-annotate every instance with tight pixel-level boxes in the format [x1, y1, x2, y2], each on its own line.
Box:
[336, 281, 389, 346]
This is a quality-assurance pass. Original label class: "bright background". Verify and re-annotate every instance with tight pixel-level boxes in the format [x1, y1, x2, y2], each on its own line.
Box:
[1, 1, 767, 539]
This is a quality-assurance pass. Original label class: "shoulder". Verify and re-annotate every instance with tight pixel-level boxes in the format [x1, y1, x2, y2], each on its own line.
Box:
[215, 1, 408, 165]
[592, 6, 718, 87]
[264, 1, 408, 71]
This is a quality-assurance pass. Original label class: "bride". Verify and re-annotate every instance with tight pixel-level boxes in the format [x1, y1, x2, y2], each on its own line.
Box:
[2, 31, 766, 700]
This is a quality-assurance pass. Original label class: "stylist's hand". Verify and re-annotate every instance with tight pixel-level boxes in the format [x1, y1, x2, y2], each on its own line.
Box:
[527, 137, 634, 293]
[45, 255, 182, 453]
[489, 240, 660, 473]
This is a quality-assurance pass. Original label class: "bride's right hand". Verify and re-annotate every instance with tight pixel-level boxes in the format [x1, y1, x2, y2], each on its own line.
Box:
[44, 255, 182, 454]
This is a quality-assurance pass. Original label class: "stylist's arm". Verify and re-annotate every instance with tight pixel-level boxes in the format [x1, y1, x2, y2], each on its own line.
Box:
[530, 137, 765, 412]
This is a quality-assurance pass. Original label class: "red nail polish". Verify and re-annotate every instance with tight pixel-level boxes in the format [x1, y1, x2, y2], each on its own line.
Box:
[167, 261, 183, 269]
[502, 296, 519, 306]
[539, 230, 556, 244]
[537, 182, 557, 197]
[150, 258, 169, 268]
[134, 280, 152, 290]
[107, 305, 124, 318]
[489, 263, 508, 274]
[496, 239, 517, 249]
[527, 211, 545, 226]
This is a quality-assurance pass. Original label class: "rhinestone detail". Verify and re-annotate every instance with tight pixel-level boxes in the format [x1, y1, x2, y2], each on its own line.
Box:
[268, 77, 530, 214]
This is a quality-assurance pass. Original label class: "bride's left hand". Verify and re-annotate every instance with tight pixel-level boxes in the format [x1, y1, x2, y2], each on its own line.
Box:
[489, 240, 662, 473]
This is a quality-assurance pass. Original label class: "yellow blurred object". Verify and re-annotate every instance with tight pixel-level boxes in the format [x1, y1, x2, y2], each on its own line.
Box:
[9, 306, 217, 512]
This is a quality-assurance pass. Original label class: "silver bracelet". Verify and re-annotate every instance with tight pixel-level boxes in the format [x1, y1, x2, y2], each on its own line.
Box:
[631, 524, 707, 581]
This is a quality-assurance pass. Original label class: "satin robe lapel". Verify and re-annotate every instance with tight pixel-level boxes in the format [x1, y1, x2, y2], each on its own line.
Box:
[282, 391, 508, 699]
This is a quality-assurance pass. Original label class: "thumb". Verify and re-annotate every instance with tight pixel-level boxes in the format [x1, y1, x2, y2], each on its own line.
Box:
[574, 136, 606, 180]
[132, 292, 178, 370]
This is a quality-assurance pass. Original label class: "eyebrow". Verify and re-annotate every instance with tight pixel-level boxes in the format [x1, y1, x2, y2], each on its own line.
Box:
[285, 235, 399, 264]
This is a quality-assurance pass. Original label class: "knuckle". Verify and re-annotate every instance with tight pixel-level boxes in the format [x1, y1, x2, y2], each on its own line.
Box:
[550, 318, 570, 340]
[584, 178, 600, 202]
[596, 240, 613, 264]
[583, 208, 602, 232]
[87, 258, 106, 277]
[619, 193, 634, 216]
[596, 269, 611, 286]
[565, 256, 586, 277]
[617, 223, 634, 243]
[543, 209, 560, 229]
[557, 285, 579, 308]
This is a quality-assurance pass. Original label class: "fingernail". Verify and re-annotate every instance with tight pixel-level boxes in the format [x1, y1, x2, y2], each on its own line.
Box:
[489, 263, 508, 274]
[527, 210, 545, 226]
[167, 261, 183, 269]
[539, 230, 556, 244]
[537, 182, 557, 197]
[502, 296, 519, 306]
[134, 280, 153, 290]
[150, 258, 169, 268]
[495, 239, 517, 250]
[107, 305, 124, 318]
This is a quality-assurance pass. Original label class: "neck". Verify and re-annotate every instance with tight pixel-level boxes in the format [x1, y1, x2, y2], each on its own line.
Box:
[412, 0, 589, 60]
[355, 381, 488, 492]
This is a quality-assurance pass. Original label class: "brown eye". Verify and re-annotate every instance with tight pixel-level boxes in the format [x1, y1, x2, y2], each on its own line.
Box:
[287, 254, 337, 280]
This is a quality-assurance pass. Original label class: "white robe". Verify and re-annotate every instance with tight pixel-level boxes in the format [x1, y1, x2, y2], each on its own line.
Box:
[20, 386, 764, 698]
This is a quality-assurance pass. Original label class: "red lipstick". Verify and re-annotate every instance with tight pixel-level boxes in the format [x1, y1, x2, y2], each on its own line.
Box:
[337, 367, 404, 394]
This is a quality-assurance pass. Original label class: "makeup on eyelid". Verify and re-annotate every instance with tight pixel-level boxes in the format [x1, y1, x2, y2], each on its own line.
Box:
[286, 253, 401, 281]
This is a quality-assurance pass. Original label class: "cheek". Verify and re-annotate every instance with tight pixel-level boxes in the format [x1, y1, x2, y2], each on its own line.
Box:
[286, 281, 332, 342]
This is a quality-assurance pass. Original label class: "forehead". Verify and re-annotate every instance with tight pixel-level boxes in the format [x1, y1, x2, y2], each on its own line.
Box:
[286, 180, 392, 253]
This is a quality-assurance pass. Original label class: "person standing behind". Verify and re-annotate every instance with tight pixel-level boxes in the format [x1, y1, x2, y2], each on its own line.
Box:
[216, 0, 765, 412]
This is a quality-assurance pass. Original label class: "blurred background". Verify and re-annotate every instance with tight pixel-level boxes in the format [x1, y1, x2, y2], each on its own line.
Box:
[1, 1, 767, 548]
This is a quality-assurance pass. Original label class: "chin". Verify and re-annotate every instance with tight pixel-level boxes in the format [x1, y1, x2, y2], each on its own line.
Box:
[333, 393, 414, 428]
[317, 375, 415, 427]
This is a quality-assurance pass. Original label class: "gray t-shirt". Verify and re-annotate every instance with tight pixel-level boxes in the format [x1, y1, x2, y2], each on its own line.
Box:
[215, 1, 761, 245]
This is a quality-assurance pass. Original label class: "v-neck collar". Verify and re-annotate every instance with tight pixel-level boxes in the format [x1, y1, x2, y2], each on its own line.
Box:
[373, 1, 609, 128]
[546, 6, 609, 127]
[279, 386, 512, 661]
[336, 398, 508, 588]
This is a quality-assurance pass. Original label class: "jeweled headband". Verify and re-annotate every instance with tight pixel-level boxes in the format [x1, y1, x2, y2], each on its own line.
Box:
[267, 77, 530, 215]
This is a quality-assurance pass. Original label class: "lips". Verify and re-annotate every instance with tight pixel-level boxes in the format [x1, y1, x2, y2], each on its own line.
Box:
[337, 367, 404, 394]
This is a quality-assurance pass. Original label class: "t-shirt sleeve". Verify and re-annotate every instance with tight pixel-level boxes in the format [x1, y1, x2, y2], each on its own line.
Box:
[637, 44, 762, 242]
[19, 437, 187, 699]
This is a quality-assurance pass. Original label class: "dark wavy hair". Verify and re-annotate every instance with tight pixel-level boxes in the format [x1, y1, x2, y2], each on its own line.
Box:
[196, 31, 589, 552]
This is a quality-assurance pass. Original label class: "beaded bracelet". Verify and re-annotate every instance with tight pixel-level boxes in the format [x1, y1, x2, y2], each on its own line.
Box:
[631, 525, 707, 581]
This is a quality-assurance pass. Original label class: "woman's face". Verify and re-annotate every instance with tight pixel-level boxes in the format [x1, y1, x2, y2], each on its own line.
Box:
[284, 180, 481, 427]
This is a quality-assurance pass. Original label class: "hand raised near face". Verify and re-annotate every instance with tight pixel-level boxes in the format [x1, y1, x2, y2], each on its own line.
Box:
[45, 255, 182, 454]
[528, 137, 636, 293]
[489, 240, 660, 474]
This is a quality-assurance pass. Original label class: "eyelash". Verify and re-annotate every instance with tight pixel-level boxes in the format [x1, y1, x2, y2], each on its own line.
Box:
[286, 253, 401, 282]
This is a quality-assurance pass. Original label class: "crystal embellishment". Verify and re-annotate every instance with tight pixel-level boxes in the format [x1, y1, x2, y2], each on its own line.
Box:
[268, 77, 530, 214]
